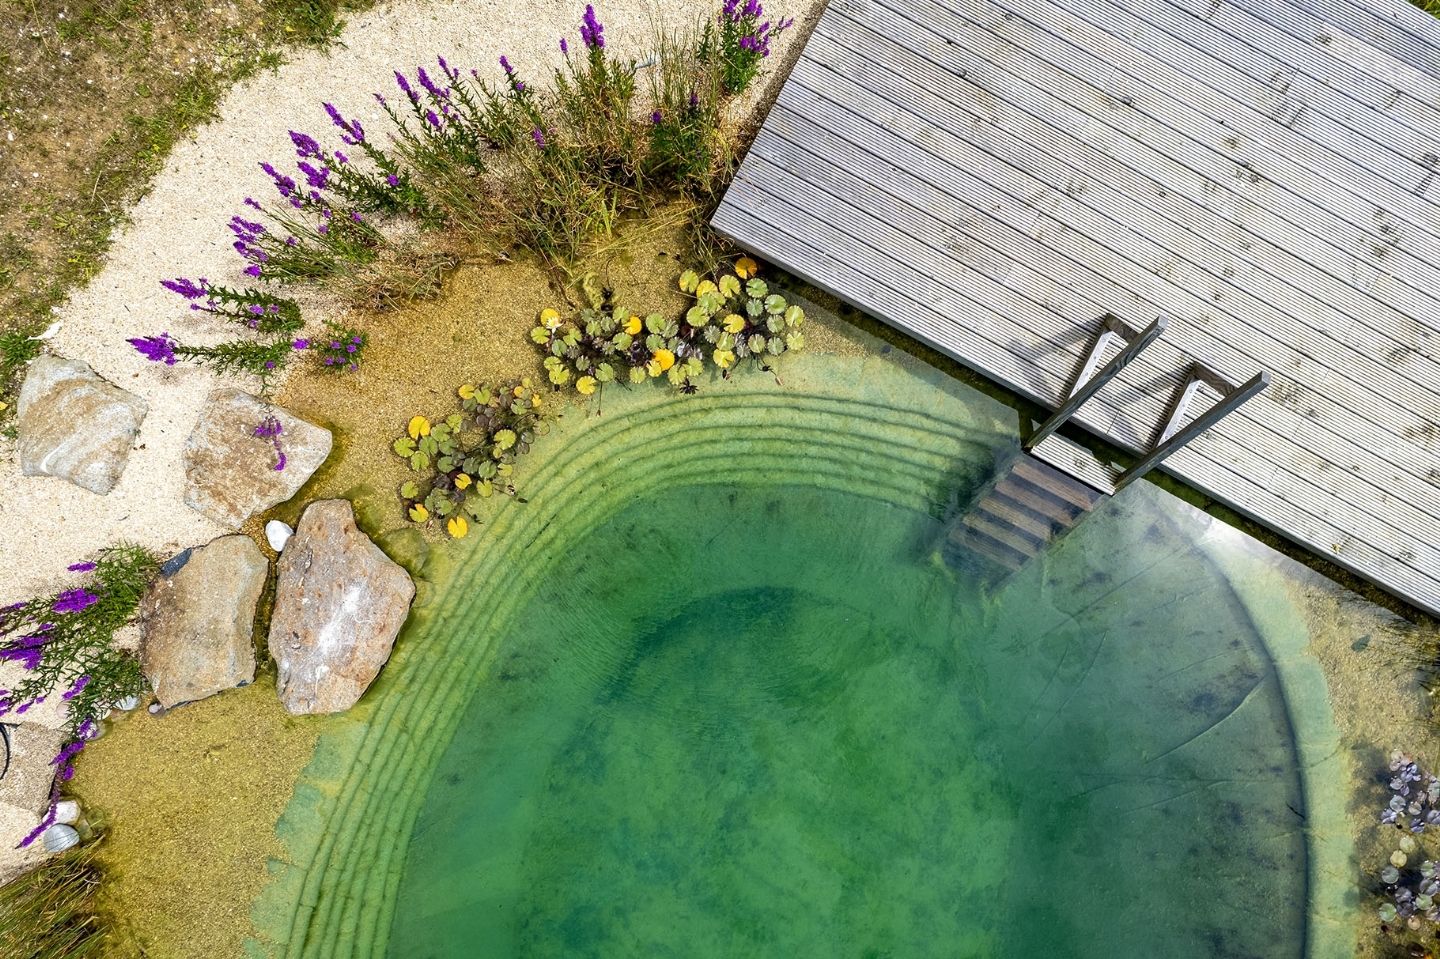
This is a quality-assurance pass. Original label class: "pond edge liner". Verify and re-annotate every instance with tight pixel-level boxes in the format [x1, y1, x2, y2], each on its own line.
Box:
[1195, 515, 1358, 959]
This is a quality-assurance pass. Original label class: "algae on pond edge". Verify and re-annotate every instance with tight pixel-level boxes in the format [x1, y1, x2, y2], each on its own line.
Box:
[73, 671, 321, 959]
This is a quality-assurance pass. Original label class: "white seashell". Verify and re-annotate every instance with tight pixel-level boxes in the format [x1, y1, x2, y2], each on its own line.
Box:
[113, 694, 140, 711]
[53, 801, 80, 825]
[266, 520, 294, 553]
[41, 823, 79, 853]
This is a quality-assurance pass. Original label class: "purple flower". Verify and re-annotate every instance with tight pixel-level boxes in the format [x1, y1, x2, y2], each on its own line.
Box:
[129, 333, 178, 365]
[395, 70, 418, 102]
[651, 110, 662, 123]
[417, 66, 448, 100]
[352, 212, 363, 223]
[244, 196, 263, 211]
[335, 151, 348, 164]
[0, 647, 42, 671]
[560, 37, 568, 54]
[690, 90, 699, 109]
[286, 236, 298, 246]
[67, 562, 96, 572]
[325, 102, 365, 144]
[346, 344, 357, 353]
[245, 265, 262, 278]
[62, 675, 91, 701]
[275, 451, 287, 471]
[438, 55, 457, 81]
[161, 277, 207, 299]
[19, 802, 57, 847]
[260, 161, 297, 198]
[515, 81, 526, 93]
[387, 174, 400, 187]
[293, 339, 310, 350]
[290, 130, 322, 158]
[426, 110, 442, 128]
[580, 5, 605, 48]
[298, 161, 330, 190]
[53, 590, 99, 614]
[531, 127, 546, 148]
[264, 360, 276, 369]
[500, 55, 514, 75]
[352, 335, 362, 343]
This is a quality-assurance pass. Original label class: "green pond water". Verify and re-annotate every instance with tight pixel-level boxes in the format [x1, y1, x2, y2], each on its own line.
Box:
[252, 324, 1354, 959]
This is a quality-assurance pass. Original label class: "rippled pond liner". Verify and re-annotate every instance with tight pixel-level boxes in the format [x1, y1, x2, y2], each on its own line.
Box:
[249, 329, 1353, 959]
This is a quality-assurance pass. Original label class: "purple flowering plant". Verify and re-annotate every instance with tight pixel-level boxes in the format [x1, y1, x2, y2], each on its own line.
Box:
[233, 162, 384, 283]
[310, 321, 368, 373]
[702, 0, 794, 95]
[0, 546, 158, 847]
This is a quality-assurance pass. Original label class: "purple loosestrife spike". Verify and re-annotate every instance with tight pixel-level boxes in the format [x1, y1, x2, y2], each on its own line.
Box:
[560, 37, 568, 53]
[0, 647, 42, 671]
[67, 562, 96, 572]
[387, 174, 399, 187]
[417, 66, 448, 99]
[290, 130, 322, 158]
[62, 675, 91, 701]
[19, 802, 57, 847]
[275, 452, 288, 471]
[500, 55, 513, 75]
[161, 277, 207, 299]
[325, 102, 366, 144]
[129, 333, 178, 365]
[427, 110, 442, 128]
[297, 161, 330, 190]
[244, 196, 263, 210]
[515, 81, 526, 93]
[352, 212, 363, 223]
[651, 110, 662, 123]
[335, 151, 348, 164]
[53, 589, 99, 614]
[293, 339, 310, 350]
[581, 5, 605, 48]
[246, 265, 263, 277]
[531, 127, 546, 148]
[260, 161, 297, 198]
[395, 70, 418, 101]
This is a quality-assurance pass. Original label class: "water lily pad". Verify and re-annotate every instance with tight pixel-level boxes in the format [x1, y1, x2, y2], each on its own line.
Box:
[735, 256, 758, 279]
[408, 416, 431, 440]
[447, 516, 469, 538]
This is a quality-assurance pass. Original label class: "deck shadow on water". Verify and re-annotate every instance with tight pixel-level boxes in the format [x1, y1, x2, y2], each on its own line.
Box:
[388, 481, 1306, 959]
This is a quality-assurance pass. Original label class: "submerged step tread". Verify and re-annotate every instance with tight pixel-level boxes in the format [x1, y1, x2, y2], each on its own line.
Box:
[972, 495, 1055, 539]
[962, 511, 1042, 556]
[994, 477, 1079, 525]
[1011, 456, 1102, 510]
[957, 526, 1027, 570]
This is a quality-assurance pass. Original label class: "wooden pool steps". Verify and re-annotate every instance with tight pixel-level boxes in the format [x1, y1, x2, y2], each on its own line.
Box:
[949, 453, 1107, 571]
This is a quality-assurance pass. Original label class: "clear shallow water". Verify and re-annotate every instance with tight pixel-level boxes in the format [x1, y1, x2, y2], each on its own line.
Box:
[388, 481, 1306, 958]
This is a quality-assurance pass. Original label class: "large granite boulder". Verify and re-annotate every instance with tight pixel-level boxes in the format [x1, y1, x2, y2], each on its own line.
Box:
[17, 356, 148, 495]
[182, 388, 332, 528]
[139, 535, 267, 708]
[269, 500, 414, 715]
[0, 724, 66, 815]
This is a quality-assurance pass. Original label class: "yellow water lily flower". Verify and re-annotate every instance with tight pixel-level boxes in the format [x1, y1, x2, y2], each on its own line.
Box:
[723, 313, 747, 334]
[447, 516, 469, 538]
[624, 315, 642, 335]
[408, 503, 430, 522]
[695, 279, 718, 297]
[540, 308, 562, 331]
[455, 473, 472, 489]
[735, 256, 758, 279]
[653, 348, 676, 372]
[407, 416, 431, 440]
[713, 348, 736, 369]
[576, 375, 597, 395]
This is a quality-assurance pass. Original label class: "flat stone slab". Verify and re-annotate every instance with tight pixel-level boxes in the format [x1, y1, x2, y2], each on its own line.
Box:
[0, 724, 65, 815]
[140, 535, 267, 708]
[17, 355, 148, 495]
[182, 388, 332, 528]
[269, 499, 415, 714]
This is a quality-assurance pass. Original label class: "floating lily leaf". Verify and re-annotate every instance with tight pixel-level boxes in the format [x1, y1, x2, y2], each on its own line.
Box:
[686, 305, 711, 326]
[746, 278, 769, 298]
[418, 436, 438, 455]
[530, 326, 551, 344]
[786, 331, 805, 350]
[596, 362, 615, 382]
[431, 424, 450, 441]
[735, 256, 758, 279]
[577, 375, 598, 395]
[408, 416, 431, 440]
[719, 274, 742, 298]
[410, 452, 429, 471]
[624, 315, 643, 335]
[695, 279, 718, 297]
[629, 366, 647, 383]
[495, 429, 517, 450]
[785, 304, 805, 326]
[717, 332, 735, 350]
[548, 365, 571, 385]
[713, 347, 736, 369]
[767, 337, 785, 355]
[479, 479, 494, 497]
[697, 291, 724, 313]
[645, 313, 667, 335]
[749, 334, 767, 354]
[497, 462, 514, 477]
[454, 473, 472, 490]
[408, 503, 429, 522]
[400, 481, 420, 499]
[767, 316, 784, 334]
[646, 357, 663, 378]
[436, 456, 454, 473]
[746, 297, 764, 317]
[393, 437, 416, 457]
[765, 294, 786, 314]
[447, 516, 469, 538]
[723, 313, 747, 334]
[433, 496, 455, 517]
[645, 333, 664, 352]
[612, 331, 634, 349]
[679, 269, 700, 293]
[479, 460, 498, 479]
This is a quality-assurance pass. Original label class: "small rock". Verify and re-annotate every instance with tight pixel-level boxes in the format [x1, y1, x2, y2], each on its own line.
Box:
[41, 823, 79, 854]
[265, 520, 294, 553]
[112, 694, 140, 711]
[17, 355, 148, 495]
[0, 724, 67, 815]
[182, 388, 332, 528]
[270, 499, 415, 715]
[147, 703, 164, 716]
[140, 535, 267, 708]
[53, 800, 80, 825]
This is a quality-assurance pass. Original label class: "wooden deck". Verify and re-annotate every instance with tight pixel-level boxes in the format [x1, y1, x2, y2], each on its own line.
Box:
[712, 0, 1440, 616]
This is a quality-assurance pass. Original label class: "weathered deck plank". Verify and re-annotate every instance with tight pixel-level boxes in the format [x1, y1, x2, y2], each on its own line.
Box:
[713, 0, 1440, 614]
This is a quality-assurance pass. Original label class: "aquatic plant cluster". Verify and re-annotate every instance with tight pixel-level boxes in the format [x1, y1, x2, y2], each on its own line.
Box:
[532, 257, 805, 395]
[1375, 750, 1440, 931]
[0, 547, 159, 846]
[393, 381, 553, 537]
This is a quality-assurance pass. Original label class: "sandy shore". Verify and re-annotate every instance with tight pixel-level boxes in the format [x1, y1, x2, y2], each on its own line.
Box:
[0, 0, 824, 878]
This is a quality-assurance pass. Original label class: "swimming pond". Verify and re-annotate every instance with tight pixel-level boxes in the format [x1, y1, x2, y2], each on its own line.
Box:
[252, 330, 1353, 959]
